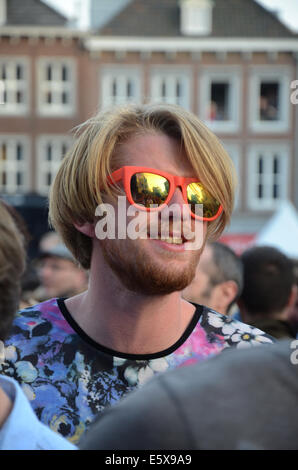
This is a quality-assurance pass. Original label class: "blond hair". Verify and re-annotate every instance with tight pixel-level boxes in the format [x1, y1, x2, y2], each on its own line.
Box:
[49, 104, 236, 269]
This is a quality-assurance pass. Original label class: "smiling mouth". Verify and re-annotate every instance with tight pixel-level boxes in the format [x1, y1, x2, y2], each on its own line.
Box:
[159, 237, 184, 245]
[146, 231, 192, 245]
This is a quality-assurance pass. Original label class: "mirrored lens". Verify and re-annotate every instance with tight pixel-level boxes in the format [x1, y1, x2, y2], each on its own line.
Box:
[131, 173, 170, 207]
[187, 182, 221, 219]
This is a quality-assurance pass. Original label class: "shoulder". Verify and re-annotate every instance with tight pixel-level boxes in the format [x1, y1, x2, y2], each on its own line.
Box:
[7, 298, 72, 340]
[199, 307, 274, 349]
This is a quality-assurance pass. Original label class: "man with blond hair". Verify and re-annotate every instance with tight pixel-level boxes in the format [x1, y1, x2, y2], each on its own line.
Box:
[2, 104, 272, 443]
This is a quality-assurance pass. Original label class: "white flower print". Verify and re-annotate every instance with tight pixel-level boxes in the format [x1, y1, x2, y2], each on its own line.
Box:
[207, 312, 237, 336]
[122, 359, 169, 387]
[230, 331, 272, 348]
[124, 366, 139, 386]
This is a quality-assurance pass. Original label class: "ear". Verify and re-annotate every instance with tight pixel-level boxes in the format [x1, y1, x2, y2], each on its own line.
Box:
[74, 221, 96, 238]
[213, 280, 238, 314]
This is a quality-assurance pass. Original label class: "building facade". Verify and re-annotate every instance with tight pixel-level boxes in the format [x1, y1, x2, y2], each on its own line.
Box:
[0, 0, 297, 253]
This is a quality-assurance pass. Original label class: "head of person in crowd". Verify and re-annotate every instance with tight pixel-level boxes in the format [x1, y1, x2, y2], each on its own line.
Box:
[49, 104, 236, 298]
[286, 259, 298, 330]
[0, 202, 26, 435]
[0, 202, 26, 329]
[238, 246, 297, 339]
[183, 242, 243, 315]
[0, 204, 76, 450]
[35, 239, 89, 301]
[0, 202, 26, 340]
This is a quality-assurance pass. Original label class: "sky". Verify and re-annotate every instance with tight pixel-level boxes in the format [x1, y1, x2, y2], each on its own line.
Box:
[44, 0, 298, 32]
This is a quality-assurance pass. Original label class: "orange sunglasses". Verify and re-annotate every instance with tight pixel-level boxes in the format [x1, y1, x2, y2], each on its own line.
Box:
[108, 166, 223, 221]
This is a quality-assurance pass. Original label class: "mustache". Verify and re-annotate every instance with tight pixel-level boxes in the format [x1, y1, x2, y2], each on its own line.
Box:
[133, 217, 197, 242]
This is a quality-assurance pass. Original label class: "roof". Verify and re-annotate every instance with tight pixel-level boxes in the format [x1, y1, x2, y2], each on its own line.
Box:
[98, 0, 295, 38]
[6, 0, 67, 26]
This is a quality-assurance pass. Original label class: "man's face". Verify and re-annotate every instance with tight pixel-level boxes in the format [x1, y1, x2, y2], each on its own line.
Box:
[38, 256, 87, 298]
[98, 132, 207, 295]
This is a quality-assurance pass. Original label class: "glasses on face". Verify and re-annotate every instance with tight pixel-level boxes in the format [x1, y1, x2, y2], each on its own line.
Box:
[108, 166, 223, 222]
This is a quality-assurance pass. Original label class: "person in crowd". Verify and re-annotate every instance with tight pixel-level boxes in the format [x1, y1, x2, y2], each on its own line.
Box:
[79, 339, 298, 450]
[288, 259, 298, 335]
[33, 239, 89, 301]
[2, 104, 272, 444]
[183, 241, 243, 315]
[0, 201, 40, 309]
[238, 246, 297, 339]
[0, 201, 75, 450]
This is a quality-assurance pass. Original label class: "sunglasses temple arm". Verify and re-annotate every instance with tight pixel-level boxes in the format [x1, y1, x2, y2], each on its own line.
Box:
[108, 167, 124, 184]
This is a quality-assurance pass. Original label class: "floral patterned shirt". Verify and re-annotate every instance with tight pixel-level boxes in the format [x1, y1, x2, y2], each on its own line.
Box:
[1, 298, 273, 444]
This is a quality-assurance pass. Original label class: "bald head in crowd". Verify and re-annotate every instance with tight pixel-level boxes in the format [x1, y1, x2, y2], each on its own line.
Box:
[183, 242, 243, 315]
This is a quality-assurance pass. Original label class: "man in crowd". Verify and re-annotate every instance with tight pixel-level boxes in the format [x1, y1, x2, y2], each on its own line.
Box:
[238, 246, 297, 339]
[2, 104, 272, 444]
[0, 201, 75, 450]
[34, 238, 89, 301]
[183, 241, 243, 315]
[288, 260, 298, 334]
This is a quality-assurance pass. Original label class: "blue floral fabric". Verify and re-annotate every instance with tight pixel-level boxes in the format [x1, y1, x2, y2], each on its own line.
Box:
[1, 298, 273, 444]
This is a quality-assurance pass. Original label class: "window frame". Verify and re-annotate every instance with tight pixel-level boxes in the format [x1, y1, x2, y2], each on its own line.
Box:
[36, 135, 73, 195]
[0, 134, 31, 193]
[0, 56, 30, 116]
[149, 66, 191, 110]
[199, 67, 242, 133]
[248, 66, 291, 134]
[247, 143, 290, 211]
[100, 65, 142, 109]
[37, 57, 76, 117]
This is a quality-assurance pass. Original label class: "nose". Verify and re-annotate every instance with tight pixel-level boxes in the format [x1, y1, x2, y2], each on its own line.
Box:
[162, 186, 191, 226]
[39, 264, 53, 283]
[168, 186, 186, 212]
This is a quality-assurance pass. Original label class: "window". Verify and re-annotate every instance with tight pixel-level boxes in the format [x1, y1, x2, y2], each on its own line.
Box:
[0, 58, 29, 115]
[36, 136, 72, 195]
[249, 68, 291, 133]
[150, 68, 190, 109]
[199, 69, 241, 133]
[101, 67, 141, 108]
[180, 0, 213, 36]
[37, 58, 76, 116]
[0, 136, 30, 193]
[209, 83, 230, 121]
[259, 82, 279, 121]
[247, 144, 289, 210]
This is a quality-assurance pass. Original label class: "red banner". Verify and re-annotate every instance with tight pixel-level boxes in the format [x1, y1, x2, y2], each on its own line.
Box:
[219, 234, 256, 255]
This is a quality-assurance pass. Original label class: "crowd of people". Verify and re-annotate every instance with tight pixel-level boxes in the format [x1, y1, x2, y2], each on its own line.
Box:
[0, 103, 297, 451]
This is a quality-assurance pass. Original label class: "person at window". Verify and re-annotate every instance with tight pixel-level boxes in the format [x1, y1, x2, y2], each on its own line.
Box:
[259, 95, 278, 121]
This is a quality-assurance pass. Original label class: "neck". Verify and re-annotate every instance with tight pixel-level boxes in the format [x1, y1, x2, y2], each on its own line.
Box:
[65, 250, 195, 355]
[0, 387, 13, 429]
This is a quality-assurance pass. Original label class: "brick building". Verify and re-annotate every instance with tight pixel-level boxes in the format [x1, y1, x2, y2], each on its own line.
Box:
[0, 0, 297, 254]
